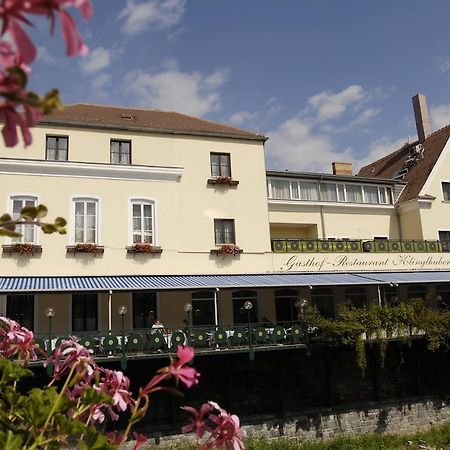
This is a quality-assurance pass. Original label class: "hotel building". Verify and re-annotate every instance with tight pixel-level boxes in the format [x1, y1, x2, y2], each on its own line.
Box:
[1, 95, 449, 358]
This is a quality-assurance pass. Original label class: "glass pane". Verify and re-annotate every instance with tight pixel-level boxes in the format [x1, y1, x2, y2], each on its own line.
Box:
[378, 187, 387, 204]
[299, 181, 319, 200]
[220, 155, 230, 176]
[12, 200, 22, 216]
[59, 149, 68, 161]
[86, 229, 95, 243]
[75, 230, 84, 242]
[47, 149, 56, 160]
[75, 216, 84, 229]
[133, 233, 141, 243]
[23, 225, 34, 243]
[86, 215, 95, 229]
[320, 183, 337, 202]
[111, 141, 119, 153]
[271, 179, 290, 199]
[59, 138, 68, 150]
[443, 183, 450, 201]
[143, 204, 152, 218]
[290, 181, 299, 199]
[133, 204, 141, 217]
[86, 202, 96, 215]
[143, 217, 152, 231]
[133, 217, 142, 232]
[47, 137, 56, 149]
[337, 185, 345, 202]
[122, 142, 130, 153]
[346, 185, 363, 203]
[143, 234, 152, 243]
[75, 202, 84, 215]
[364, 185, 379, 204]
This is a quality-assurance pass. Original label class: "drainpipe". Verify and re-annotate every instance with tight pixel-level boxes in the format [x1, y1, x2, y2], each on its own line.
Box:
[395, 205, 403, 240]
[319, 175, 326, 239]
[108, 290, 112, 333]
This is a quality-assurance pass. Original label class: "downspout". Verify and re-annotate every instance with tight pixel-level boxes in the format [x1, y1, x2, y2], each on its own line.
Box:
[319, 175, 326, 239]
[395, 204, 403, 240]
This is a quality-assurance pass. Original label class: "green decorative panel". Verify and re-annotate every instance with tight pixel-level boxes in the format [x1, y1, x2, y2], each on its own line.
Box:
[291, 324, 304, 341]
[426, 240, 441, 252]
[388, 240, 402, 252]
[318, 240, 333, 252]
[254, 327, 267, 343]
[149, 332, 165, 349]
[128, 334, 144, 351]
[272, 240, 287, 253]
[232, 328, 247, 344]
[401, 240, 415, 252]
[171, 331, 186, 348]
[286, 240, 302, 252]
[374, 240, 389, 252]
[414, 240, 427, 252]
[272, 326, 286, 342]
[301, 240, 318, 252]
[362, 241, 375, 252]
[79, 336, 95, 350]
[193, 331, 209, 346]
[331, 240, 347, 252]
[103, 335, 118, 351]
[213, 330, 227, 344]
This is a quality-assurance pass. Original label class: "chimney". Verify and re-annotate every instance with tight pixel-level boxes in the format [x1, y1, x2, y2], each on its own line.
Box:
[332, 162, 353, 175]
[412, 94, 432, 142]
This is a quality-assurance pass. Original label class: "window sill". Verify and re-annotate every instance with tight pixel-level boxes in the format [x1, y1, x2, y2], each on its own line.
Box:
[207, 178, 239, 186]
[126, 245, 162, 254]
[66, 245, 104, 254]
[210, 247, 243, 256]
[2, 244, 42, 255]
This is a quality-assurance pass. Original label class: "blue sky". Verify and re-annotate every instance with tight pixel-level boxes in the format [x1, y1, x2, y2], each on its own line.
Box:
[28, 0, 450, 172]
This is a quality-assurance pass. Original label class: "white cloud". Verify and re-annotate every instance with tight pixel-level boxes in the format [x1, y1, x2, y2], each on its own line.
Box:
[124, 67, 229, 116]
[81, 47, 112, 74]
[430, 103, 450, 130]
[308, 85, 366, 122]
[118, 0, 186, 35]
[37, 46, 56, 64]
[266, 86, 382, 172]
[437, 57, 450, 73]
[228, 110, 260, 127]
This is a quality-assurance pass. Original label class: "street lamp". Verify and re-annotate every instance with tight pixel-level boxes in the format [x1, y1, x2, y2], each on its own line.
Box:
[184, 302, 192, 344]
[118, 305, 128, 369]
[44, 307, 55, 353]
[244, 300, 254, 361]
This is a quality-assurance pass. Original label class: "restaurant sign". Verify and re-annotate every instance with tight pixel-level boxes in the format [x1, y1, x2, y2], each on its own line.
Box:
[275, 253, 450, 273]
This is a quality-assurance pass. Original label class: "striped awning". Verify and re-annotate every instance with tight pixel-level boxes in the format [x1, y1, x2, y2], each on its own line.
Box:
[0, 271, 448, 293]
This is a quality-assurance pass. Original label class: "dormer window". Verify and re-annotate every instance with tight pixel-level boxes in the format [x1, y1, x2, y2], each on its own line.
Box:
[111, 139, 131, 165]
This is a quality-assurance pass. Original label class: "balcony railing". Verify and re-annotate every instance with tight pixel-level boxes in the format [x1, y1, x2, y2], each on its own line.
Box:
[271, 238, 450, 253]
[31, 322, 308, 365]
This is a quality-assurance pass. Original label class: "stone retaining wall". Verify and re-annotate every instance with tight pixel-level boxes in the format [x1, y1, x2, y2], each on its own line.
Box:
[145, 398, 450, 447]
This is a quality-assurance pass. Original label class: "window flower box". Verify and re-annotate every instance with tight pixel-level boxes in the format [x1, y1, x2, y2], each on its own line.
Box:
[2, 243, 42, 255]
[210, 244, 243, 256]
[126, 243, 162, 254]
[66, 244, 104, 254]
[207, 176, 239, 186]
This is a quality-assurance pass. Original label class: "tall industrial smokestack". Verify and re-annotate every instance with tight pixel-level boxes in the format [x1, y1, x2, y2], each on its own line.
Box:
[412, 94, 432, 142]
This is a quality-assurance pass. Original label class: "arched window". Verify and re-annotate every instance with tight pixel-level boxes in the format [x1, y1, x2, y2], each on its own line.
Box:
[311, 287, 335, 318]
[192, 291, 215, 326]
[407, 285, 426, 301]
[275, 289, 298, 323]
[345, 287, 367, 309]
[436, 284, 450, 310]
[133, 292, 157, 329]
[232, 290, 258, 325]
[130, 199, 155, 244]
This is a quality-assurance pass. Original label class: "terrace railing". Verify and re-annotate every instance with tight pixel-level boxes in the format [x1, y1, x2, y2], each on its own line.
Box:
[271, 238, 450, 253]
[31, 322, 309, 365]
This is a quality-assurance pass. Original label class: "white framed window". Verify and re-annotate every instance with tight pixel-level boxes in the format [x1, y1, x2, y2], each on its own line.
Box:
[442, 182, 450, 201]
[73, 198, 98, 244]
[131, 199, 155, 244]
[11, 195, 38, 243]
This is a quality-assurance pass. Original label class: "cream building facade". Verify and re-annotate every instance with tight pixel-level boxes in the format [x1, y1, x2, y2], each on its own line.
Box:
[0, 98, 449, 353]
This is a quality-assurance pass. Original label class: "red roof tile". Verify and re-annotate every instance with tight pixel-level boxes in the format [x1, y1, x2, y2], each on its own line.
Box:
[40, 103, 267, 141]
[358, 125, 450, 203]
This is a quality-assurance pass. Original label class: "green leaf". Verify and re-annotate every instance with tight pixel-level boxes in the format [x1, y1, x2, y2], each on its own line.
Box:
[58, 227, 67, 235]
[36, 204, 48, 219]
[0, 230, 21, 238]
[0, 430, 23, 450]
[20, 206, 38, 219]
[41, 224, 57, 234]
[0, 213, 12, 223]
[54, 217, 67, 227]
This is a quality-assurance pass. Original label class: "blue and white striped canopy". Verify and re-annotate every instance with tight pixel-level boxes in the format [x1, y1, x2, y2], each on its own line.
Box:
[0, 271, 449, 293]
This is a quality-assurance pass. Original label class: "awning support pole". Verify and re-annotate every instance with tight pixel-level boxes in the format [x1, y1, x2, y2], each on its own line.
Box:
[108, 290, 112, 333]
[214, 288, 219, 329]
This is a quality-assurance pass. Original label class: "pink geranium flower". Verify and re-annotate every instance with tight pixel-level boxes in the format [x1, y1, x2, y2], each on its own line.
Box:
[170, 345, 200, 388]
[182, 401, 246, 450]
[0, 316, 37, 361]
[143, 345, 200, 394]
[132, 432, 148, 450]
[93, 367, 135, 421]
[44, 336, 96, 380]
